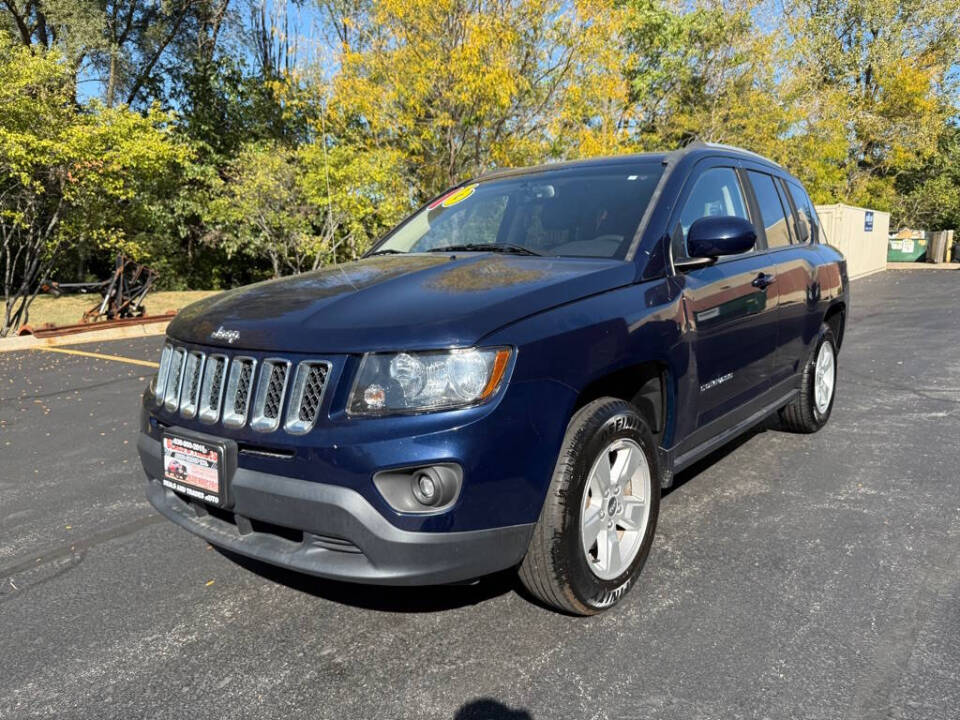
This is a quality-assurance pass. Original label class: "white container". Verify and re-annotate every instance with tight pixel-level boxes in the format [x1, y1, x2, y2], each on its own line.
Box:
[815, 204, 890, 279]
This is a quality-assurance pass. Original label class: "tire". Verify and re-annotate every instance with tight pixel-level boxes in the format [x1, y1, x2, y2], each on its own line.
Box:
[779, 323, 838, 433]
[519, 398, 660, 615]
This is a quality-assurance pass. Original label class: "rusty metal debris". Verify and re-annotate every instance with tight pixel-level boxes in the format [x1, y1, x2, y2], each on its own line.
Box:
[40, 254, 158, 322]
[17, 312, 175, 338]
[14, 254, 170, 338]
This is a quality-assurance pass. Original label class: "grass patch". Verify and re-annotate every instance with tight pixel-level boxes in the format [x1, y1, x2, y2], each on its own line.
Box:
[21, 290, 219, 328]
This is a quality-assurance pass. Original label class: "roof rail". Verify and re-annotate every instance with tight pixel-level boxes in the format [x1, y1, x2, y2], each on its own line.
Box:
[685, 141, 781, 167]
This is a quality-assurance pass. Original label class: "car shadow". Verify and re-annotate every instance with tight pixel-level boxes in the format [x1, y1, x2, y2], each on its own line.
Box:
[216, 414, 785, 613]
[453, 698, 533, 719]
[215, 547, 518, 613]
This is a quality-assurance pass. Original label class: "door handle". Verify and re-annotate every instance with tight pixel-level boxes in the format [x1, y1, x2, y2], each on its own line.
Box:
[752, 273, 776, 289]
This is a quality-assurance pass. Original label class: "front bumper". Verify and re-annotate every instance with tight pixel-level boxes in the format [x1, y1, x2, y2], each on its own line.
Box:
[139, 433, 534, 585]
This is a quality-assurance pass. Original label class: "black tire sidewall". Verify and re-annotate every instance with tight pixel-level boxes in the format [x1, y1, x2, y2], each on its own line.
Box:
[558, 403, 660, 612]
[810, 326, 838, 426]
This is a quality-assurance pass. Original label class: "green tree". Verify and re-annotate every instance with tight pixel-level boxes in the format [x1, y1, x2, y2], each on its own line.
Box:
[784, 0, 960, 209]
[300, 139, 413, 261]
[207, 136, 414, 276]
[206, 141, 319, 278]
[894, 127, 960, 231]
[326, 0, 584, 196]
[1, 0, 240, 108]
[0, 37, 190, 335]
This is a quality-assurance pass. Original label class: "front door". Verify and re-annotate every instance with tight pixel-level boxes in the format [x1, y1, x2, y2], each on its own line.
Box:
[681, 255, 780, 428]
[670, 165, 780, 434]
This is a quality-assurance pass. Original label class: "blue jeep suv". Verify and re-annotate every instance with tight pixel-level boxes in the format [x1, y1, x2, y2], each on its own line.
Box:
[138, 143, 847, 614]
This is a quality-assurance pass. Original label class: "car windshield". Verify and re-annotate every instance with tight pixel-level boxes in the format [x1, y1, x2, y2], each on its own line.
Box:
[371, 164, 664, 259]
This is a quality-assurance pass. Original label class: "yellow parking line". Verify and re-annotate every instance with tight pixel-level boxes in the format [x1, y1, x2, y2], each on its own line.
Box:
[34, 347, 159, 369]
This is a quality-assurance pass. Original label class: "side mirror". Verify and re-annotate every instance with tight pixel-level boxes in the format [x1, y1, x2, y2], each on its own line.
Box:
[676, 216, 758, 270]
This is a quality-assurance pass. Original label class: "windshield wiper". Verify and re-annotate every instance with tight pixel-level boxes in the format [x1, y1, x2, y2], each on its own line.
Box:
[366, 248, 405, 256]
[427, 243, 542, 256]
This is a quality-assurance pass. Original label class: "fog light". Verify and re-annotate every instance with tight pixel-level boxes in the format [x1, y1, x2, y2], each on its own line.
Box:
[416, 473, 438, 503]
[411, 468, 443, 506]
[373, 464, 463, 514]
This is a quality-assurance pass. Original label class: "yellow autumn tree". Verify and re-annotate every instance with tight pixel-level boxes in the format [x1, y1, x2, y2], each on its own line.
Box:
[784, 0, 960, 208]
[325, 0, 587, 196]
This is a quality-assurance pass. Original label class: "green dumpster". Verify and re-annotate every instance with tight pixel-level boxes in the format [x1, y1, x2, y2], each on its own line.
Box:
[888, 236, 927, 262]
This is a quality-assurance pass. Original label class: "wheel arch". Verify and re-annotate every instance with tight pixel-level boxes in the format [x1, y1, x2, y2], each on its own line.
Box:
[824, 301, 846, 350]
[573, 362, 670, 445]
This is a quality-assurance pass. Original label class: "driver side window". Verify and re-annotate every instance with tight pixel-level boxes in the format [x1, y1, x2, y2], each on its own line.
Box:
[673, 167, 750, 259]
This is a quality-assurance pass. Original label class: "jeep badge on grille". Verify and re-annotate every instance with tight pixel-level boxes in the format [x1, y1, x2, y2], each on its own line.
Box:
[210, 326, 240, 344]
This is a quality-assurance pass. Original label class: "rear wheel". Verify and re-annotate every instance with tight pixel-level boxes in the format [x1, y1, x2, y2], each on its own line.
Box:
[779, 323, 838, 433]
[518, 398, 660, 615]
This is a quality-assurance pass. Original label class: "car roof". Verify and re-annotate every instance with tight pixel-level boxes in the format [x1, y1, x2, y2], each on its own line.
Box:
[476, 153, 670, 182]
[474, 142, 788, 184]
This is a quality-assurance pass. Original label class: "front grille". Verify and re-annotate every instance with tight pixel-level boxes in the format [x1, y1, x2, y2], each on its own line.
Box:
[155, 344, 173, 406]
[163, 348, 186, 412]
[299, 366, 326, 422]
[285, 361, 331, 435]
[179, 351, 205, 419]
[250, 359, 290, 433]
[153, 345, 330, 434]
[198, 354, 228, 423]
[263, 364, 286, 418]
[234, 364, 253, 414]
[222, 357, 256, 428]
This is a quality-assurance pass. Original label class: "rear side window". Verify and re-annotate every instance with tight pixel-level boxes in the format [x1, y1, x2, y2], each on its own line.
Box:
[747, 171, 792, 248]
[787, 181, 819, 243]
[775, 179, 801, 242]
[675, 167, 750, 258]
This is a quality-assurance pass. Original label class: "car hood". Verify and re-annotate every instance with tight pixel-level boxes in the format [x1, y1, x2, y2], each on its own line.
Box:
[167, 253, 634, 353]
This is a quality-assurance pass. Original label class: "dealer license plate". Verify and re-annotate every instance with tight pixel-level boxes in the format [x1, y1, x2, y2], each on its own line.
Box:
[162, 433, 225, 506]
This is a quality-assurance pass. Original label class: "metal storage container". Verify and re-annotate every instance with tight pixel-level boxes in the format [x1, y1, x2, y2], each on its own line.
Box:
[815, 204, 890, 279]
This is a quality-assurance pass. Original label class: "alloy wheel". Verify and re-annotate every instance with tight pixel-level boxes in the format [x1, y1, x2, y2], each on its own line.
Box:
[580, 438, 652, 580]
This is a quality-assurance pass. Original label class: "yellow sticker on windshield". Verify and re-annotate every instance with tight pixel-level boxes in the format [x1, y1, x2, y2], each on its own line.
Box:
[441, 184, 477, 208]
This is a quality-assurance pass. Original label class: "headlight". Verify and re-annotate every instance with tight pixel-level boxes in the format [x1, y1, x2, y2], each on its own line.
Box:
[347, 347, 513, 416]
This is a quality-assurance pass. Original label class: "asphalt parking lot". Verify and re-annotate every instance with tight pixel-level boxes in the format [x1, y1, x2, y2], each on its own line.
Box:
[1, 269, 958, 720]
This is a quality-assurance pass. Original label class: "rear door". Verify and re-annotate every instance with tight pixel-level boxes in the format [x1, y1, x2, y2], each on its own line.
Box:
[740, 168, 827, 383]
[671, 162, 781, 434]
[774, 178, 827, 377]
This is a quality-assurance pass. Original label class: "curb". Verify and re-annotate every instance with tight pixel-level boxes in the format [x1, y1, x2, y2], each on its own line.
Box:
[887, 262, 960, 271]
[0, 321, 169, 353]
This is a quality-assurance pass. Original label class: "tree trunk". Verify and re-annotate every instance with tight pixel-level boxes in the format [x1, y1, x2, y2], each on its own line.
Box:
[106, 51, 117, 107]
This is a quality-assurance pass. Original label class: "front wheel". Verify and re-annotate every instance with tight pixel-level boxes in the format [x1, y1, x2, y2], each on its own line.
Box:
[518, 398, 660, 615]
[779, 323, 838, 433]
